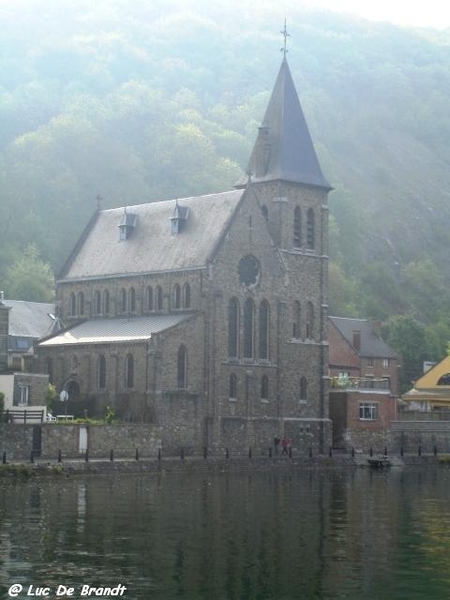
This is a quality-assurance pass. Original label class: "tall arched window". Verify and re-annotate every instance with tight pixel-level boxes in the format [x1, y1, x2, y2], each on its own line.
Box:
[261, 375, 269, 401]
[184, 283, 191, 308]
[300, 376, 307, 401]
[129, 287, 136, 312]
[293, 206, 302, 248]
[293, 301, 301, 338]
[306, 302, 315, 339]
[229, 374, 237, 400]
[70, 355, 78, 374]
[146, 286, 153, 311]
[173, 284, 181, 309]
[120, 288, 127, 313]
[259, 300, 269, 360]
[307, 208, 315, 250]
[103, 290, 110, 315]
[78, 292, 84, 316]
[94, 291, 101, 315]
[156, 286, 163, 310]
[177, 346, 187, 389]
[45, 358, 53, 384]
[70, 293, 76, 316]
[228, 298, 239, 358]
[243, 298, 255, 359]
[125, 354, 134, 389]
[98, 355, 106, 390]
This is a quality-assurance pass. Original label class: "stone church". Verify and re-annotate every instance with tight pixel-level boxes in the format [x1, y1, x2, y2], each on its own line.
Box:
[37, 57, 332, 454]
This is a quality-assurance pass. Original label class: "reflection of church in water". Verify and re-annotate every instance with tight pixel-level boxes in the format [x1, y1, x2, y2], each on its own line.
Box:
[37, 54, 333, 453]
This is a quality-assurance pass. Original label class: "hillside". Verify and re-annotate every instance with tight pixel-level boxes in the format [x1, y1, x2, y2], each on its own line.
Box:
[1, 0, 450, 373]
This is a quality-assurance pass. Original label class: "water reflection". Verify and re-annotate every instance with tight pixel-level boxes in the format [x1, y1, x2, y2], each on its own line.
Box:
[1, 468, 450, 599]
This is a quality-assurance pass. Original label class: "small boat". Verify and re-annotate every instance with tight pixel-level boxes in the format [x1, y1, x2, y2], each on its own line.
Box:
[367, 457, 391, 469]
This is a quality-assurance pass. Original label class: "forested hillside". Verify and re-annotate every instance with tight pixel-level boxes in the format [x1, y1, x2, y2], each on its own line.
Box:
[2, 0, 450, 385]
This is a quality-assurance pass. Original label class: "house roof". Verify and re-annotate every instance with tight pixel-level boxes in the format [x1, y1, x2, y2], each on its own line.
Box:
[38, 313, 194, 346]
[237, 57, 331, 190]
[329, 316, 397, 358]
[404, 355, 450, 397]
[60, 189, 244, 281]
[1, 299, 57, 340]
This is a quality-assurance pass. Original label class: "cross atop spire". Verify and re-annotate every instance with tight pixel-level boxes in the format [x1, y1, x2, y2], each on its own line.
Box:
[280, 17, 290, 57]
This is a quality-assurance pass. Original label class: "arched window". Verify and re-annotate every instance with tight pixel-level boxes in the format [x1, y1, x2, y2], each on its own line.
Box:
[156, 286, 163, 310]
[120, 288, 127, 313]
[306, 302, 315, 339]
[184, 283, 191, 308]
[103, 290, 110, 315]
[259, 301, 269, 360]
[129, 287, 136, 312]
[228, 298, 239, 358]
[94, 291, 101, 315]
[98, 355, 106, 390]
[177, 346, 187, 389]
[261, 205, 268, 220]
[146, 286, 153, 311]
[70, 293, 76, 316]
[78, 292, 84, 316]
[243, 298, 255, 359]
[173, 284, 181, 309]
[293, 206, 302, 248]
[229, 374, 237, 400]
[261, 375, 269, 401]
[300, 376, 307, 401]
[70, 355, 78, 374]
[125, 354, 134, 389]
[293, 301, 301, 338]
[437, 373, 450, 386]
[307, 208, 315, 250]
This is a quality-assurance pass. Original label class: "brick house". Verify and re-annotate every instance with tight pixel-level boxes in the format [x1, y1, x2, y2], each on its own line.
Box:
[328, 316, 398, 451]
[36, 57, 332, 454]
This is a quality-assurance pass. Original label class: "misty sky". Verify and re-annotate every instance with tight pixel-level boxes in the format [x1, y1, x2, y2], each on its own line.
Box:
[306, 0, 450, 29]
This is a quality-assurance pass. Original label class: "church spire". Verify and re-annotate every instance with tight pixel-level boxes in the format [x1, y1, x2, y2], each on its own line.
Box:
[237, 56, 331, 190]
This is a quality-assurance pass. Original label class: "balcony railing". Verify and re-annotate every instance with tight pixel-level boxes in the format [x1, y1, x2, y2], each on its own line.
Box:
[330, 376, 391, 391]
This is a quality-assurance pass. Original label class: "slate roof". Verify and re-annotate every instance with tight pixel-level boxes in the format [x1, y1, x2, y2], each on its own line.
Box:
[38, 314, 194, 346]
[60, 189, 244, 281]
[237, 57, 331, 189]
[329, 317, 397, 359]
[2, 300, 56, 340]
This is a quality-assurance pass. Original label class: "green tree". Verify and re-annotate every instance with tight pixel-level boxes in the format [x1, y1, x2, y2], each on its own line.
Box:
[4, 244, 55, 302]
[384, 315, 430, 394]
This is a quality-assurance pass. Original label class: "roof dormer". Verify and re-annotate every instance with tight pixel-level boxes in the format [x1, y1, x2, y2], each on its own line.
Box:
[118, 208, 137, 241]
[170, 201, 189, 235]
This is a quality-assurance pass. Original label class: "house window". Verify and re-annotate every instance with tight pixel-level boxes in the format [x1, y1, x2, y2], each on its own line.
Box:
[103, 290, 110, 315]
[383, 358, 390, 368]
[120, 288, 127, 313]
[98, 355, 106, 390]
[300, 377, 307, 401]
[177, 345, 187, 389]
[16, 385, 29, 407]
[243, 298, 255, 358]
[155, 286, 163, 310]
[305, 302, 314, 339]
[293, 206, 301, 248]
[359, 402, 378, 420]
[146, 286, 153, 311]
[229, 373, 237, 400]
[45, 358, 53, 384]
[70, 293, 76, 316]
[129, 287, 136, 313]
[437, 373, 450, 386]
[78, 292, 84, 316]
[293, 300, 301, 338]
[307, 208, 315, 250]
[125, 354, 134, 389]
[228, 298, 239, 358]
[95, 291, 101, 315]
[259, 301, 269, 360]
[261, 375, 269, 401]
[184, 283, 191, 308]
[173, 284, 181, 309]
[70, 355, 78, 374]
[367, 357, 374, 367]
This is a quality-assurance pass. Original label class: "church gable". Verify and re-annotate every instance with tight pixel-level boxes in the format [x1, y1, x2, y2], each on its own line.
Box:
[60, 189, 243, 281]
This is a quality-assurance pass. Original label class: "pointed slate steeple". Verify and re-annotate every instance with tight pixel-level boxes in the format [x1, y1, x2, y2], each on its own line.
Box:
[237, 57, 331, 190]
